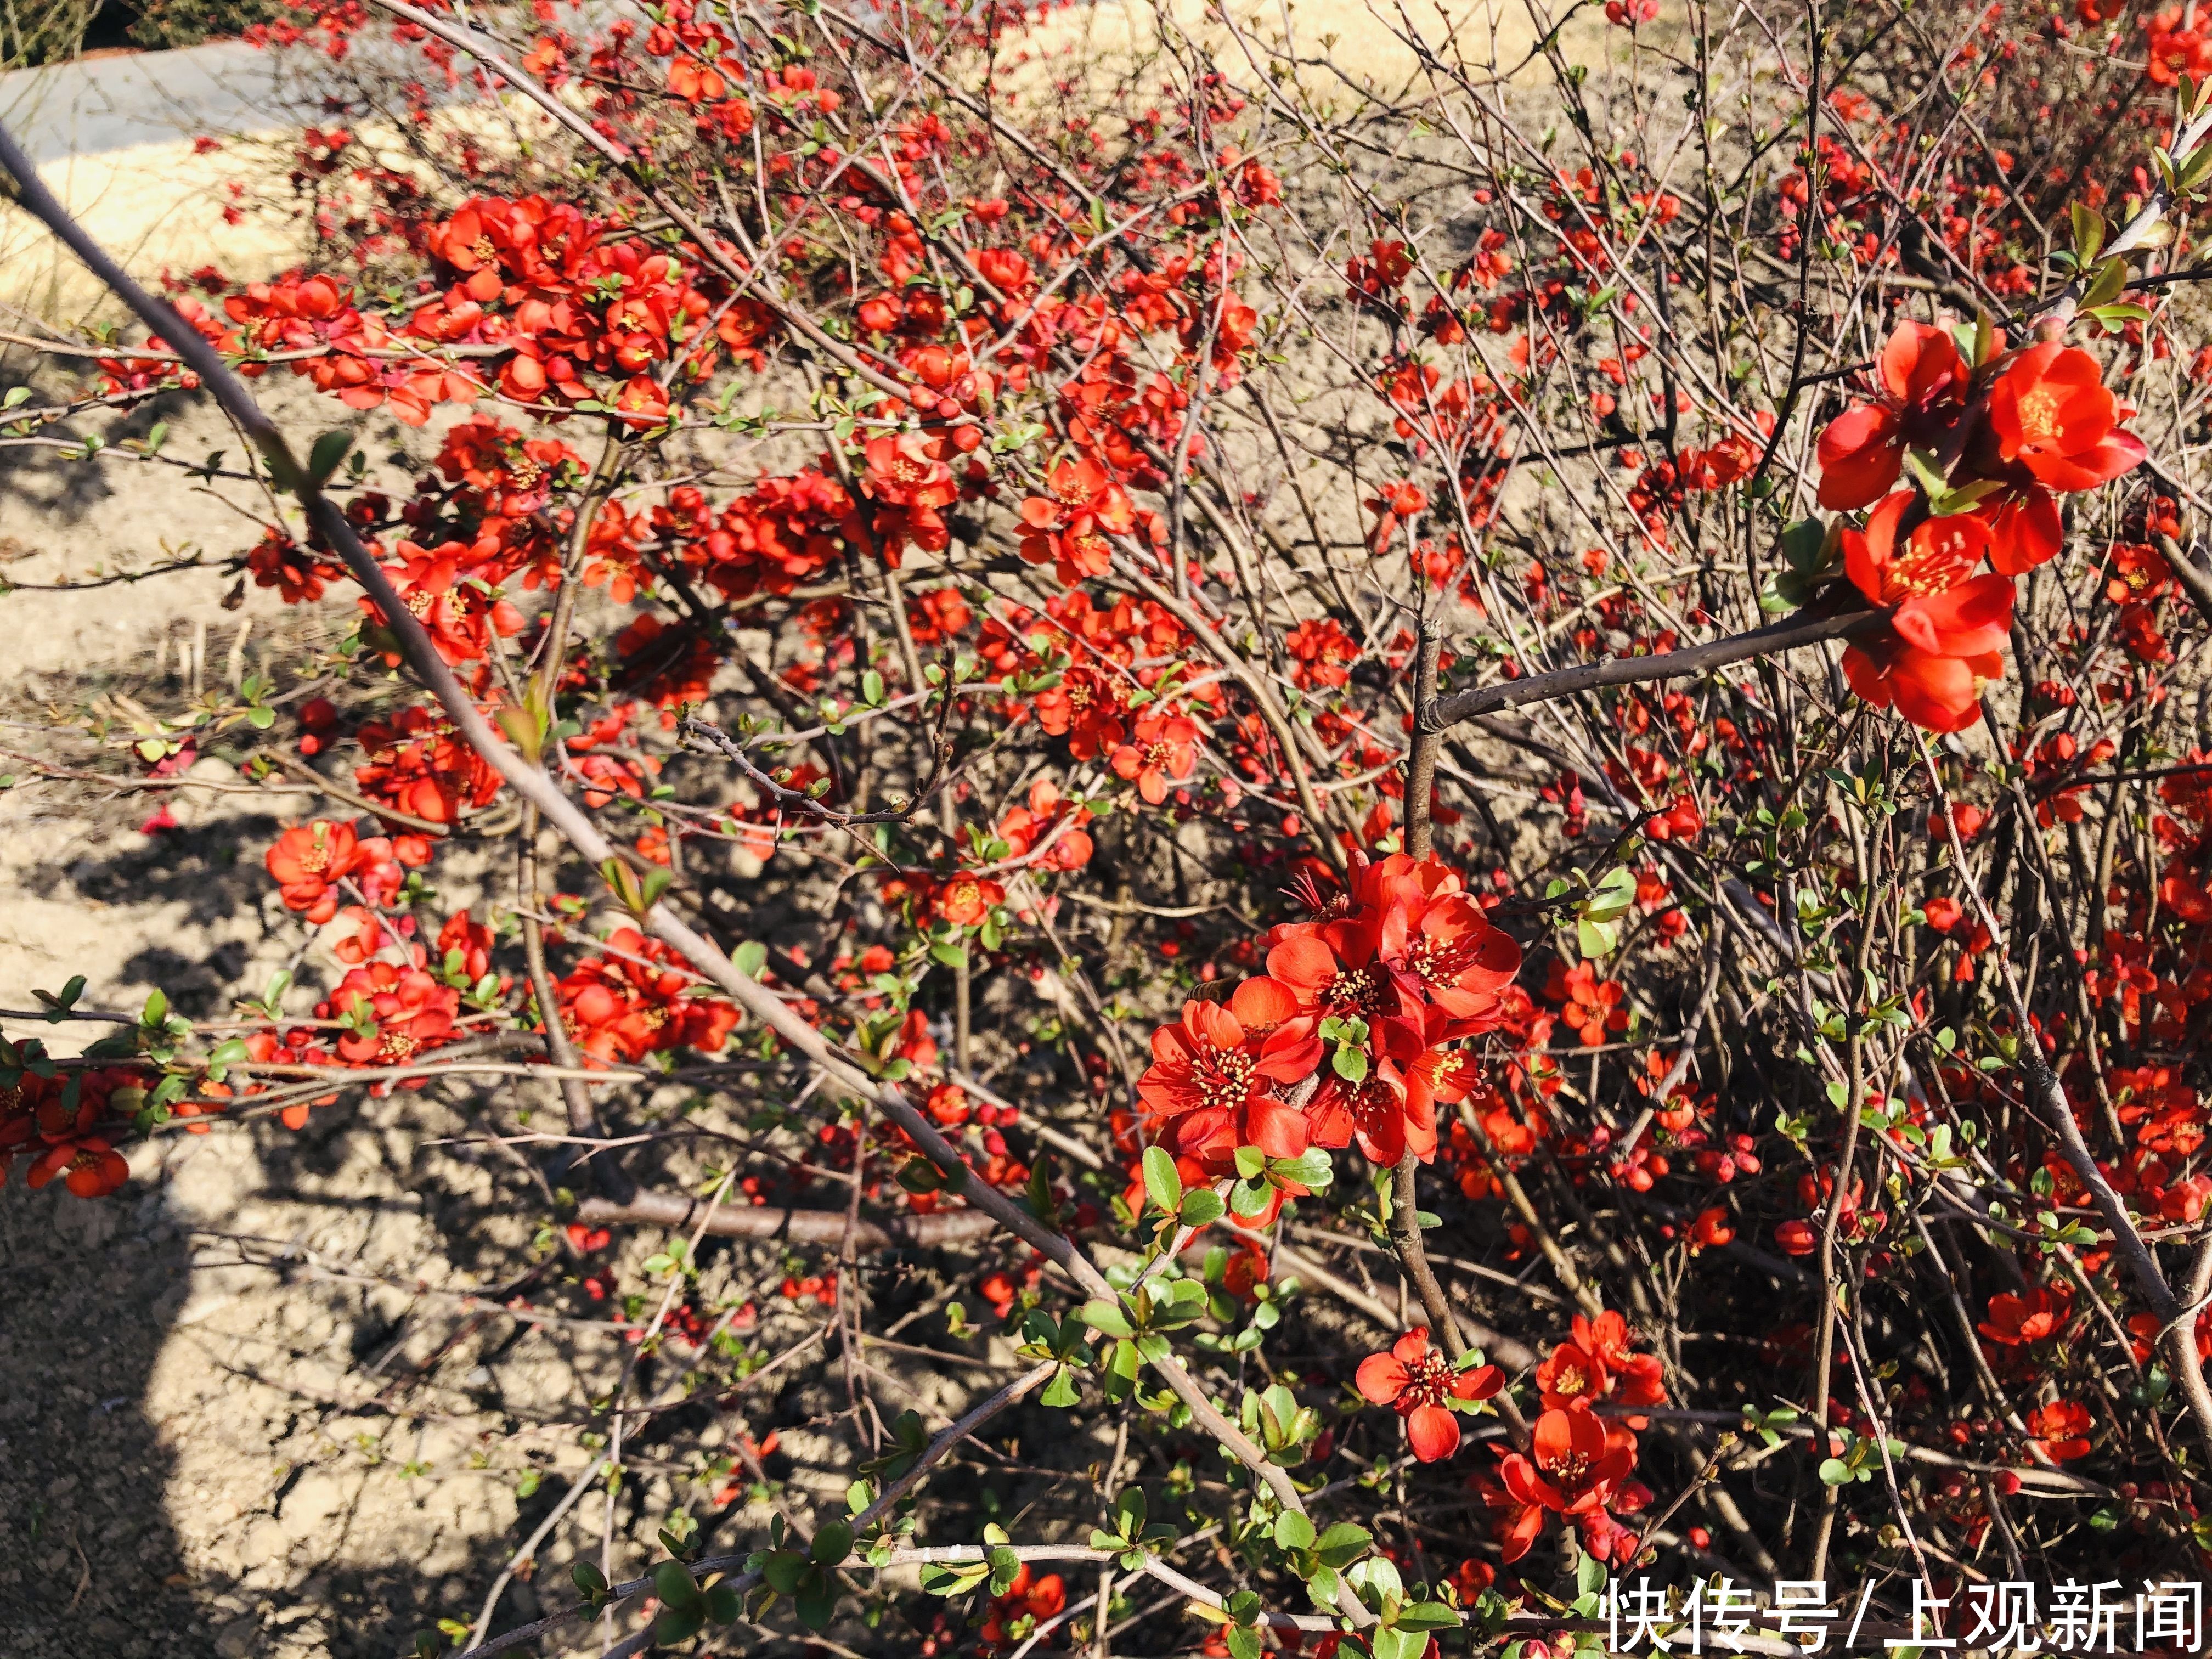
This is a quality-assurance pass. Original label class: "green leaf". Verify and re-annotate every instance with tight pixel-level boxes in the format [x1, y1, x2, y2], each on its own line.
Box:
[1077, 1300, 1135, 1339]
[2081, 256, 2131, 309]
[1274, 1512, 1316, 1551]
[929, 941, 968, 969]
[761, 1550, 808, 1595]
[1233, 1145, 1266, 1179]
[794, 1570, 837, 1630]
[1041, 1365, 1081, 1408]
[811, 1521, 854, 1566]
[1577, 916, 1622, 958]
[733, 940, 768, 978]
[1778, 517, 1827, 573]
[1229, 1178, 1272, 1217]
[1143, 1145, 1183, 1214]
[142, 988, 169, 1029]
[1373, 1628, 1430, 1659]
[2070, 201, 2107, 263]
[654, 1606, 705, 1645]
[861, 669, 887, 706]
[306, 428, 353, 487]
[654, 1560, 702, 1610]
[1396, 1601, 1464, 1632]
[1269, 1149, 1333, 1188]
[1178, 1189, 1226, 1227]
[1818, 1457, 1852, 1486]
[921, 1561, 992, 1596]
[1314, 1522, 1372, 1568]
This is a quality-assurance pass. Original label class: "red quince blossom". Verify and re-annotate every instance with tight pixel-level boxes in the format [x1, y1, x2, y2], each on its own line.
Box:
[1138, 977, 1321, 1169]
[266, 819, 363, 922]
[557, 927, 740, 1064]
[1986, 342, 2146, 494]
[1839, 493, 2013, 732]
[1111, 709, 1201, 805]
[1487, 1407, 1642, 1562]
[2027, 1399, 2094, 1461]
[1355, 1326, 1501, 1462]
[1979, 1286, 2071, 1346]
[1815, 323, 1970, 510]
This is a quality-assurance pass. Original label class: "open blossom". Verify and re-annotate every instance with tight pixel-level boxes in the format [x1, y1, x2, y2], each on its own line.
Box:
[1839, 492, 2013, 732]
[2027, 1399, 2094, 1461]
[1985, 343, 2145, 494]
[1978, 1286, 2070, 1346]
[1111, 709, 1201, 805]
[1815, 323, 1970, 509]
[1137, 977, 1320, 1167]
[1489, 1407, 1642, 1562]
[1355, 1327, 1500, 1462]
[266, 819, 363, 922]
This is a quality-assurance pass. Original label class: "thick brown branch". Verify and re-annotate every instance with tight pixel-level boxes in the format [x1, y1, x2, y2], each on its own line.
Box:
[1423, 606, 1874, 729]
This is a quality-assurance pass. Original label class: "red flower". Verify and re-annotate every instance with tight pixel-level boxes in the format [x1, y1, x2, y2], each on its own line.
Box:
[1111, 709, 1201, 805]
[27, 1137, 129, 1198]
[1017, 456, 1136, 587]
[1355, 1327, 1500, 1462]
[2027, 1399, 2093, 1461]
[1987, 342, 2146, 493]
[1922, 896, 1963, 932]
[266, 820, 363, 922]
[1364, 855, 1521, 1026]
[937, 873, 1005, 927]
[1689, 1206, 1734, 1251]
[1839, 494, 2013, 732]
[1979, 1286, 2070, 1346]
[558, 927, 738, 1064]
[1815, 323, 1970, 510]
[1489, 1407, 1637, 1562]
[1138, 977, 1321, 1166]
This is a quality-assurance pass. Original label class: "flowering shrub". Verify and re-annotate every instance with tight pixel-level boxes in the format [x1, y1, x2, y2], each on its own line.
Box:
[7, 0, 2212, 1649]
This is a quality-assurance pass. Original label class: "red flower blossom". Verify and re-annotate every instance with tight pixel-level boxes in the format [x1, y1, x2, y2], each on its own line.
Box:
[1111, 709, 1201, 805]
[1489, 1407, 1639, 1562]
[1839, 493, 2013, 732]
[1355, 1327, 1500, 1462]
[1979, 1286, 2070, 1346]
[1814, 323, 1970, 510]
[1987, 342, 2146, 494]
[936, 873, 1005, 927]
[1138, 977, 1321, 1166]
[2027, 1398, 2093, 1461]
[266, 819, 364, 922]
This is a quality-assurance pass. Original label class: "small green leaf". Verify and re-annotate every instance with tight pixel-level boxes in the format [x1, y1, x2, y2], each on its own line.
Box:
[1143, 1145, 1183, 1214]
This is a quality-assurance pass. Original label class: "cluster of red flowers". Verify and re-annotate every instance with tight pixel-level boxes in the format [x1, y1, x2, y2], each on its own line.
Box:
[264, 819, 433, 922]
[1138, 850, 1521, 1176]
[556, 927, 740, 1064]
[1481, 1310, 1664, 1562]
[1816, 321, 2145, 730]
[0, 1060, 140, 1198]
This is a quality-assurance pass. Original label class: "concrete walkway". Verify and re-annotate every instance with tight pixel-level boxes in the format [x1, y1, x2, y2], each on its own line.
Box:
[0, 40, 306, 163]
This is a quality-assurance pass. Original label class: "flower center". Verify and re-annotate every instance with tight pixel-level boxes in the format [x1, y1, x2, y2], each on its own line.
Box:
[1398, 1347, 1453, 1409]
[1327, 966, 1382, 1017]
[1404, 935, 1475, 988]
[1193, 1046, 1256, 1112]
[2013, 384, 2067, 443]
[1546, 1448, 1593, 1482]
